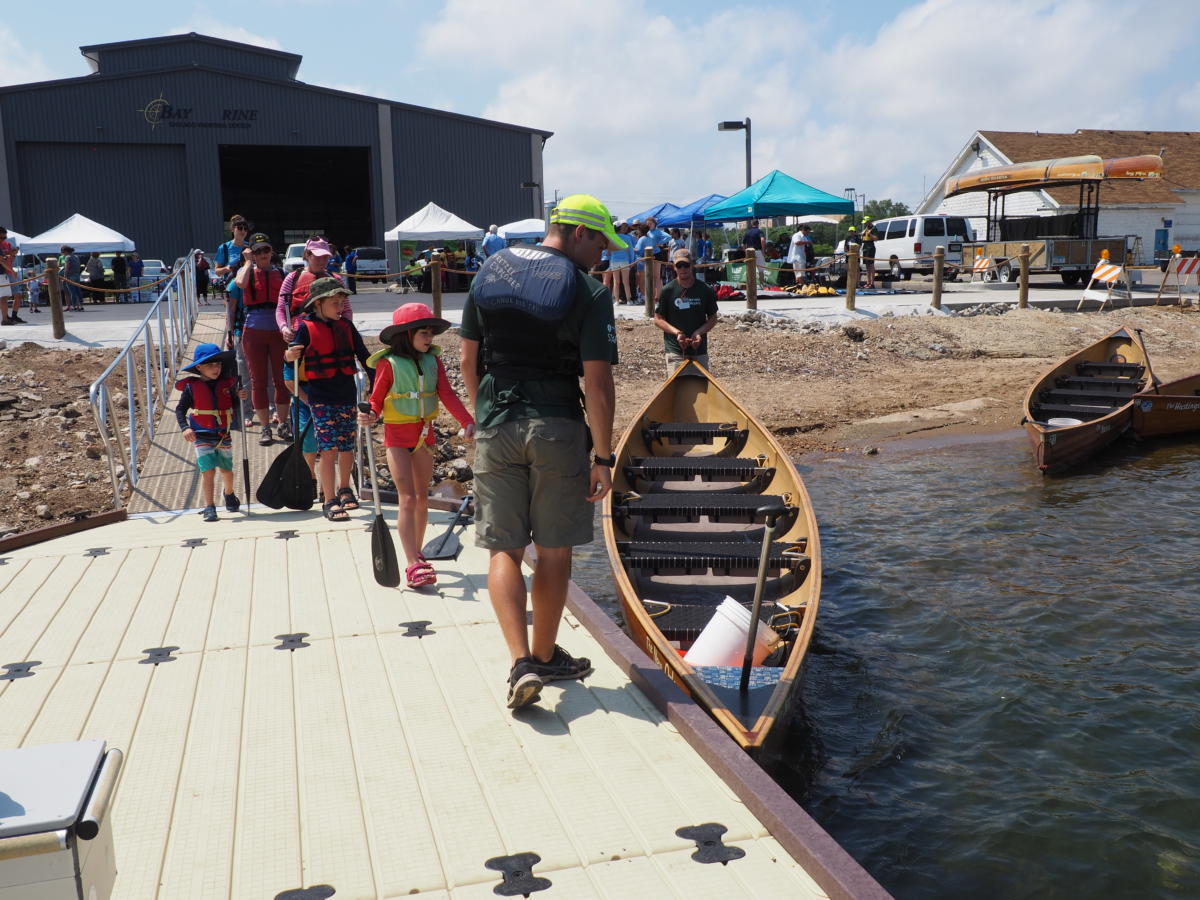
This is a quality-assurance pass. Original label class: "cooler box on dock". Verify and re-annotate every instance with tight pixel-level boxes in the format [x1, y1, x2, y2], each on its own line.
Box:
[0, 741, 122, 900]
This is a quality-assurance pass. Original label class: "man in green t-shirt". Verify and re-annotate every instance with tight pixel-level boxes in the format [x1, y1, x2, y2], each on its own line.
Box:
[459, 193, 619, 710]
[654, 248, 719, 374]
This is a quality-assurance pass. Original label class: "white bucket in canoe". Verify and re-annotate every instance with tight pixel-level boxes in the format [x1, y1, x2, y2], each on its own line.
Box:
[683, 596, 781, 666]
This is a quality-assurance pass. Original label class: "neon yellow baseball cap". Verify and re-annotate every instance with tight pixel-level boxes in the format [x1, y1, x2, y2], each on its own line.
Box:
[550, 194, 625, 250]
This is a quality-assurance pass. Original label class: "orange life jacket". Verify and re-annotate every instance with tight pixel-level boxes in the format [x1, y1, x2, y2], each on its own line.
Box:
[243, 266, 284, 308]
[176, 375, 236, 432]
[303, 316, 356, 380]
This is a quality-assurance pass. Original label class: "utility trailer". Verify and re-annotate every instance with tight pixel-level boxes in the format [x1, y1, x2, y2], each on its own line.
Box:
[946, 154, 1161, 284]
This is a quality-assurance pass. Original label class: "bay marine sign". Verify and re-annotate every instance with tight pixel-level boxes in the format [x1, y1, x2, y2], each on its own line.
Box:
[137, 93, 259, 130]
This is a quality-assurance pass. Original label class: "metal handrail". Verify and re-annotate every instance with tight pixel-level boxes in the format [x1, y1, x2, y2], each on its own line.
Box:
[89, 253, 200, 507]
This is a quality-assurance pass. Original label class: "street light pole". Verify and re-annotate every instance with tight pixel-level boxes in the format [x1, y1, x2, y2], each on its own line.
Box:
[718, 117, 753, 187]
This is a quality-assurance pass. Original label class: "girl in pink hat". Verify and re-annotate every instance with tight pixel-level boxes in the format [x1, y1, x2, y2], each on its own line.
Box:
[359, 303, 475, 588]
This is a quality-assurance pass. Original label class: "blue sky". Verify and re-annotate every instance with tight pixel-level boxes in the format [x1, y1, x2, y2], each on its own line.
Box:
[8, 0, 1200, 220]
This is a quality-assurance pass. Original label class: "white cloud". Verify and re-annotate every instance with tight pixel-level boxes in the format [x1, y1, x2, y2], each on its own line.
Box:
[167, 16, 284, 52]
[411, 0, 1200, 214]
[0, 26, 61, 85]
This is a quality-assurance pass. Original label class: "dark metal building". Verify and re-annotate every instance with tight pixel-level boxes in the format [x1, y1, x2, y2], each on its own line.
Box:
[0, 33, 550, 260]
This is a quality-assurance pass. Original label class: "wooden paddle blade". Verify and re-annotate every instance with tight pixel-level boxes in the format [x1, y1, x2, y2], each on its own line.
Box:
[371, 513, 401, 587]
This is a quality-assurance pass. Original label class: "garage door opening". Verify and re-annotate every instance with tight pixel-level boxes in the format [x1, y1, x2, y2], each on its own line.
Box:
[218, 145, 372, 251]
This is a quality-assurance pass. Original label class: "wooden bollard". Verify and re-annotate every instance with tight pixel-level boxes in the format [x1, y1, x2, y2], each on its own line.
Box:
[430, 252, 443, 318]
[1018, 242, 1030, 309]
[931, 246, 944, 310]
[46, 258, 65, 339]
[845, 246, 858, 311]
[745, 251, 757, 310]
[643, 248, 654, 317]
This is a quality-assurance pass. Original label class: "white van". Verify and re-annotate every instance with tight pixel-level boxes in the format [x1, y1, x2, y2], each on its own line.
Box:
[837, 214, 976, 281]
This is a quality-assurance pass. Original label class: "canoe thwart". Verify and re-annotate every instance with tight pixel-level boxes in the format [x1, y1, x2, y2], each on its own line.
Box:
[617, 539, 809, 571]
[1077, 360, 1144, 378]
[623, 455, 776, 494]
[612, 492, 798, 531]
[642, 421, 749, 455]
[1056, 375, 1143, 393]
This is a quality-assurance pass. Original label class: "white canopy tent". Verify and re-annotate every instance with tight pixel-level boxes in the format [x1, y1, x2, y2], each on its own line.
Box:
[5, 229, 32, 248]
[384, 202, 484, 242]
[21, 214, 136, 254]
[497, 218, 546, 240]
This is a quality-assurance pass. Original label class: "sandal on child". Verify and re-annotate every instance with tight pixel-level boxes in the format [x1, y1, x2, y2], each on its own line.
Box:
[322, 499, 349, 522]
[405, 560, 437, 589]
[335, 487, 360, 510]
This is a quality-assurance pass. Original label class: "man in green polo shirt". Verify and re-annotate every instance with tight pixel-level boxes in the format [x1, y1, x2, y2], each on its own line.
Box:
[460, 193, 619, 710]
[654, 248, 719, 374]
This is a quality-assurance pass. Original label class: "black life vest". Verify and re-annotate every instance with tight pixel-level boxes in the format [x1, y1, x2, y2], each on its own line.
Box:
[243, 266, 284, 308]
[175, 375, 236, 432]
[473, 247, 583, 380]
[303, 316, 356, 380]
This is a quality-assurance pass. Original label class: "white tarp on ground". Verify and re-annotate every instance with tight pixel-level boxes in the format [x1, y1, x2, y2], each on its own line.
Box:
[497, 218, 546, 240]
[384, 202, 484, 241]
[21, 214, 136, 254]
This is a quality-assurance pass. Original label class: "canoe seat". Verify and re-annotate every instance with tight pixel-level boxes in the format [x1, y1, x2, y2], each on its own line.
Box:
[1038, 389, 1134, 405]
[1077, 361, 1144, 378]
[641, 421, 749, 456]
[1029, 403, 1108, 421]
[612, 492, 798, 533]
[623, 456, 775, 493]
[1056, 375, 1142, 393]
[618, 540, 808, 572]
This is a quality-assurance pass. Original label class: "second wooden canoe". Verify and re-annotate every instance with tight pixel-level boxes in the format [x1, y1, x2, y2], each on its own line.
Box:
[1021, 327, 1149, 473]
[602, 361, 821, 754]
[1132, 374, 1200, 437]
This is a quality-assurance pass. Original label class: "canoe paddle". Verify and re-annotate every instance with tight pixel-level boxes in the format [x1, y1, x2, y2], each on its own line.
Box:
[422, 494, 472, 561]
[1133, 328, 1162, 394]
[357, 401, 401, 587]
[236, 370, 251, 515]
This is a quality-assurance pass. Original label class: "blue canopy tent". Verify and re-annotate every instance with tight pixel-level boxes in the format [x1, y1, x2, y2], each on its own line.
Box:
[625, 202, 680, 224]
[703, 170, 853, 221]
[657, 193, 728, 227]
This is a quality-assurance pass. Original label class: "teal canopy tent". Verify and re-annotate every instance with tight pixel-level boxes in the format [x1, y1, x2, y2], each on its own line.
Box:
[703, 171, 853, 221]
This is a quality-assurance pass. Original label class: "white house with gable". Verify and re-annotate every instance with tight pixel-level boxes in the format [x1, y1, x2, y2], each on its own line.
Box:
[917, 129, 1200, 263]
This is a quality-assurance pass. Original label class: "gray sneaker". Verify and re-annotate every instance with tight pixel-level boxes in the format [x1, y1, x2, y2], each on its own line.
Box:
[506, 658, 544, 709]
[528, 645, 592, 683]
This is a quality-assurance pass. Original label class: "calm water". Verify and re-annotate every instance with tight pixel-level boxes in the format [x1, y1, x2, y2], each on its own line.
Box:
[574, 432, 1200, 899]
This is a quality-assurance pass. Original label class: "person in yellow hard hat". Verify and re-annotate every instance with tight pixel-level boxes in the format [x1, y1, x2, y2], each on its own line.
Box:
[459, 193, 620, 710]
[860, 216, 878, 288]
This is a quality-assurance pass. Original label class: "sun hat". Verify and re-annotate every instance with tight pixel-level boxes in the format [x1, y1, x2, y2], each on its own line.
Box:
[303, 276, 350, 312]
[847, 225, 857, 232]
[304, 238, 332, 258]
[183, 342, 235, 373]
[379, 302, 451, 345]
[550, 194, 625, 250]
[250, 233, 273, 251]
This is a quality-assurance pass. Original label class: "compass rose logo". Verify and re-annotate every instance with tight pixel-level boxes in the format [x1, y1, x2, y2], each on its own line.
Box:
[138, 93, 170, 129]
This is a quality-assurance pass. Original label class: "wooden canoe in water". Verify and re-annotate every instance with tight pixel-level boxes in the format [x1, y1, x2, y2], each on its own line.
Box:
[601, 361, 821, 753]
[1021, 327, 1149, 473]
[1132, 374, 1200, 437]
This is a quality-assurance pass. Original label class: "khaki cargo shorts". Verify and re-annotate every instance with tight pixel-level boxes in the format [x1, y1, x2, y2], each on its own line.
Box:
[473, 416, 593, 550]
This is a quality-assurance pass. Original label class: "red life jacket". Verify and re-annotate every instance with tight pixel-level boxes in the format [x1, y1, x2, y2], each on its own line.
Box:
[243, 266, 283, 308]
[303, 316, 356, 380]
[176, 375, 236, 432]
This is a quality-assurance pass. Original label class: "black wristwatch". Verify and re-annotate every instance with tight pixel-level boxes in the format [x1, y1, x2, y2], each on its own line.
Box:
[593, 452, 616, 467]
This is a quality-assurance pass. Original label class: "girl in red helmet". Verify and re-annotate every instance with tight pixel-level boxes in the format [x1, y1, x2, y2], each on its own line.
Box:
[358, 302, 475, 588]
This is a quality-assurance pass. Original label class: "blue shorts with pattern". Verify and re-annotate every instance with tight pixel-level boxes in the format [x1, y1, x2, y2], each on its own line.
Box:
[310, 403, 356, 452]
[193, 434, 233, 472]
